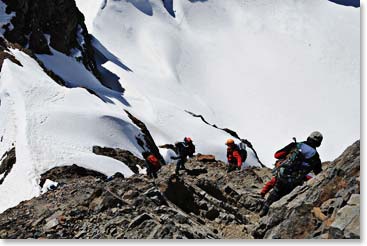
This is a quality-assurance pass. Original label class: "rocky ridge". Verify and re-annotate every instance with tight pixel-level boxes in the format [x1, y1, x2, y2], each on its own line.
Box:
[2, 0, 100, 79]
[254, 140, 360, 239]
[0, 141, 360, 239]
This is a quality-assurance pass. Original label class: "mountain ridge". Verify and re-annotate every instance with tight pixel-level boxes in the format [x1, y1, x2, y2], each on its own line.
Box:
[0, 140, 360, 239]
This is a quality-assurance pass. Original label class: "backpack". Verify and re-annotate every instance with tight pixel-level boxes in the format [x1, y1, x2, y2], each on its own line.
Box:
[147, 154, 161, 171]
[187, 143, 195, 157]
[174, 142, 184, 155]
[175, 142, 195, 158]
[275, 141, 305, 184]
[237, 142, 247, 163]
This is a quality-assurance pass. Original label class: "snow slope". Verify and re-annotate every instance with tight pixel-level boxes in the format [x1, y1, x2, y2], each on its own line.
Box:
[0, 49, 140, 212]
[76, 0, 359, 164]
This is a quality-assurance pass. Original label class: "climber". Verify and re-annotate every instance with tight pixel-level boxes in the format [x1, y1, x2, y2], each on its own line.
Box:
[142, 152, 162, 179]
[226, 138, 243, 173]
[171, 137, 196, 176]
[259, 131, 323, 216]
[260, 174, 313, 198]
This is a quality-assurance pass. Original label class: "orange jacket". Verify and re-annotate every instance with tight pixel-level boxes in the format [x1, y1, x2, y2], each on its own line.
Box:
[227, 147, 242, 168]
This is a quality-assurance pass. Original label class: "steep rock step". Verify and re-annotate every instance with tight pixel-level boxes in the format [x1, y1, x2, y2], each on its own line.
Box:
[253, 140, 360, 239]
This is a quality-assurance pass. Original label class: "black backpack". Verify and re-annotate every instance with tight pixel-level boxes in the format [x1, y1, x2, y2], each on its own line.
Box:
[187, 143, 195, 157]
[174, 142, 195, 158]
[237, 142, 247, 163]
[275, 140, 305, 184]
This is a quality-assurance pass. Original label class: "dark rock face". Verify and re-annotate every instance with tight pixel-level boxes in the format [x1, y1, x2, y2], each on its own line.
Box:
[0, 147, 16, 185]
[0, 38, 22, 70]
[124, 110, 166, 166]
[92, 146, 145, 174]
[39, 164, 107, 187]
[0, 141, 360, 239]
[253, 140, 360, 239]
[2, 0, 100, 78]
[1, 38, 67, 85]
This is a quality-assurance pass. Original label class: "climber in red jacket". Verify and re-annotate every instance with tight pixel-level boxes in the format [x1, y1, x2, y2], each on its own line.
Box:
[226, 139, 242, 173]
[142, 152, 162, 179]
[260, 174, 314, 198]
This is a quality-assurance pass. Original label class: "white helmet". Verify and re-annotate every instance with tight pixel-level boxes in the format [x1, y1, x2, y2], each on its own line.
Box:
[308, 131, 323, 147]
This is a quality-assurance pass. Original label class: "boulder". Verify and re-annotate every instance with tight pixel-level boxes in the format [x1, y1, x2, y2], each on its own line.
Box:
[329, 194, 359, 239]
[196, 154, 216, 162]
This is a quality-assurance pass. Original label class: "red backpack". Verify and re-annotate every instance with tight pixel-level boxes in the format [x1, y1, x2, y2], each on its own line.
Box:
[147, 154, 161, 171]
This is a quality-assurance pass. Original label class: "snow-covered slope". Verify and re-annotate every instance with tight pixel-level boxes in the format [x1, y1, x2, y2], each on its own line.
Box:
[0, 48, 140, 211]
[76, 0, 359, 163]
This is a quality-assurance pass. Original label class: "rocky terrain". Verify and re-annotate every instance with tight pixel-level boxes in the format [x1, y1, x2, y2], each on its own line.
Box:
[254, 140, 360, 239]
[0, 141, 360, 239]
[2, 0, 100, 79]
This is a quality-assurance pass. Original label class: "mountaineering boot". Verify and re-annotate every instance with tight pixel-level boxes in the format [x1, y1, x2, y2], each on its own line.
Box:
[259, 204, 269, 217]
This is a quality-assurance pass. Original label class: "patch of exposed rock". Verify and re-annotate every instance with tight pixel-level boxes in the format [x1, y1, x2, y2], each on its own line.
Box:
[0, 146, 16, 185]
[92, 146, 145, 174]
[2, 0, 100, 79]
[253, 140, 360, 239]
[39, 164, 108, 187]
[124, 110, 166, 166]
[0, 38, 22, 70]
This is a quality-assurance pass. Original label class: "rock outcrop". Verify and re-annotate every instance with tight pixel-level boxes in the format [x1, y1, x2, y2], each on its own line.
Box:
[124, 110, 166, 166]
[0, 146, 16, 185]
[0, 157, 271, 239]
[0, 38, 22, 70]
[92, 146, 145, 174]
[2, 0, 100, 79]
[253, 140, 360, 239]
[0, 141, 360, 239]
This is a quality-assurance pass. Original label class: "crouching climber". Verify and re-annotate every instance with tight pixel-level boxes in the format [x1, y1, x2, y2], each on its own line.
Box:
[142, 152, 162, 179]
[225, 139, 247, 173]
[171, 137, 195, 176]
[260, 174, 313, 198]
[259, 131, 323, 216]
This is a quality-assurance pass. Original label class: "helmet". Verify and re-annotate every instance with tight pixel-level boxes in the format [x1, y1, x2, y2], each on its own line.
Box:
[307, 131, 323, 147]
[225, 138, 235, 146]
[184, 137, 192, 143]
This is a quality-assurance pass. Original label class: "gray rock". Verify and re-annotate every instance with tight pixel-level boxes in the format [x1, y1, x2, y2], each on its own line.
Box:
[329, 194, 359, 239]
[128, 213, 153, 229]
[43, 218, 59, 231]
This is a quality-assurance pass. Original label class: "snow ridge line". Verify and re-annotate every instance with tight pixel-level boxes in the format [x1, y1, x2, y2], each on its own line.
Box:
[184, 110, 266, 168]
